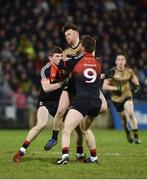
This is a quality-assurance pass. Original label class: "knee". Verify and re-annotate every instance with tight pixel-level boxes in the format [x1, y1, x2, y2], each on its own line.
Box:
[128, 112, 135, 120]
[80, 127, 86, 133]
[100, 103, 107, 113]
[80, 124, 88, 132]
[81, 129, 87, 135]
[35, 122, 47, 131]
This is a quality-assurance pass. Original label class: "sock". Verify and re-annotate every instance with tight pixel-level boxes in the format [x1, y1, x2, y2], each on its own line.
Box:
[125, 128, 130, 134]
[52, 130, 59, 141]
[90, 148, 97, 157]
[76, 145, 83, 154]
[62, 147, 69, 155]
[132, 129, 139, 139]
[19, 140, 30, 156]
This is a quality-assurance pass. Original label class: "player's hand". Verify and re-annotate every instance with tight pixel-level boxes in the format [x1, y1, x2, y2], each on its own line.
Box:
[116, 84, 123, 96]
[133, 85, 140, 96]
[59, 78, 69, 89]
[104, 68, 115, 79]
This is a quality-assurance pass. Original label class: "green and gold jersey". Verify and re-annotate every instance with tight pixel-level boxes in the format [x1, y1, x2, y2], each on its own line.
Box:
[62, 42, 82, 96]
[63, 42, 82, 59]
[108, 67, 135, 102]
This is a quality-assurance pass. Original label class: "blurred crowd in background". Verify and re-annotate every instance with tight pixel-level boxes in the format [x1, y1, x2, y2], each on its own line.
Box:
[0, 0, 147, 112]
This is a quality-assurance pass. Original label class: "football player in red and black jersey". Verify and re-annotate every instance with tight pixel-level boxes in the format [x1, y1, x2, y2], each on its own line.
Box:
[13, 46, 66, 162]
[44, 24, 109, 161]
[57, 35, 103, 164]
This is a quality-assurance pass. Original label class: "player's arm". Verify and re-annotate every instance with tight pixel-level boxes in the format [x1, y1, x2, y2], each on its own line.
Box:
[100, 68, 115, 79]
[58, 53, 84, 70]
[41, 78, 63, 92]
[102, 79, 117, 91]
[130, 73, 140, 95]
[97, 57, 115, 80]
[40, 66, 67, 92]
[131, 73, 140, 86]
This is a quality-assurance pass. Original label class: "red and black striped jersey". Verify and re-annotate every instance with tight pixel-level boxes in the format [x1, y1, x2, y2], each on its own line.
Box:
[59, 53, 102, 97]
[38, 62, 63, 101]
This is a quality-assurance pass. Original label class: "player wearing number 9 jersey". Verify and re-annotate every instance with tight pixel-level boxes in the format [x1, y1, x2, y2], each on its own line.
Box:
[44, 24, 108, 160]
[57, 35, 102, 164]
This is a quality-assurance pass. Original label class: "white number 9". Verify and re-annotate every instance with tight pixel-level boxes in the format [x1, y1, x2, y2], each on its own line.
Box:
[83, 68, 97, 83]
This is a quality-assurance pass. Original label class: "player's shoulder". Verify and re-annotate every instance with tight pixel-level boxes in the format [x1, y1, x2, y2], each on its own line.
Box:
[41, 62, 51, 71]
[96, 56, 101, 61]
[74, 53, 85, 60]
[40, 62, 51, 78]
[126, 67, 134, 73]
[63, 46, 70, 52]
[96, 56, 103, 64]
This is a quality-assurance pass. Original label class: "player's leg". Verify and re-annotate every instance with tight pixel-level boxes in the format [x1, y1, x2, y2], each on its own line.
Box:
[124, 100, 141, 144]
[13, 106, 49, 162]
[99, 90, 107, 114]
[113, 100, 133, 143]
[44, 90, 70, 150]
[80, 117, 98, 163]
[119, 111, 133, 143]
[57, 109, 84, 164]
[75, 125, 85, 160]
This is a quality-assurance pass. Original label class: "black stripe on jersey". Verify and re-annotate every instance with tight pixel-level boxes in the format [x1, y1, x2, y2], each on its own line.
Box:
[65, 53, 85, 70]
[40, 62, 50, 79]
[73, 53, 84, 60]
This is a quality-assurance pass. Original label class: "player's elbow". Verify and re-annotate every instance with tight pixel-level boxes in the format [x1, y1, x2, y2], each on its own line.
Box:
[42, 87, 49, 93]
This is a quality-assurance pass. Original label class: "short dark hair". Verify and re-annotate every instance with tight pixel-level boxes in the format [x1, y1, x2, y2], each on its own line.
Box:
[116, 50, 127, 59]
[49, 46, 62, 56]
[62, 23, 79, 33]
[81, 35, 96, 53]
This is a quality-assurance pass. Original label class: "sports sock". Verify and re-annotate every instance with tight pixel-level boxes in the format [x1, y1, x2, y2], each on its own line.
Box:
[132, 129, 139, 139]
[19, 140, 30, 156]
[62, 147, 69, 155]
[125, 128, 130, 134]
[76, 145, 83, 154]
[90, 148, 97, 157]
[52, 130, 59, 141]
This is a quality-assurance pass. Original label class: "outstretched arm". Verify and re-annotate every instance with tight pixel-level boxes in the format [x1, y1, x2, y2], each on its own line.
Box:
[102, 79, 117, 91]
[41, 78, 63, 92]
[131, 74, 140, 86]
[131, 73, 140, 95]
[100, 68, 115, 80]
[58, 53, 84, 70]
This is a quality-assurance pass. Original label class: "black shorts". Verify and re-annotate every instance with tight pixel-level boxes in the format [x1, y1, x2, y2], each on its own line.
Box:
[112, 96, 132, 113]
[70, 96, 102, 117]
[37, 100, 59, 117]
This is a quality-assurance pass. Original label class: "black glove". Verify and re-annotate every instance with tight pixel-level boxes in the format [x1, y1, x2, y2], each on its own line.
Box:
[105, 68, 115, 79]
[116, 84, 123, 96]
[133, 85, 140, 96]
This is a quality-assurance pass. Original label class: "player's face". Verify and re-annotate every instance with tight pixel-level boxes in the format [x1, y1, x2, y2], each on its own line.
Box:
[49, 53, 63, 65]
[65, 29, 79, 45]
[115, 55, 126, 70]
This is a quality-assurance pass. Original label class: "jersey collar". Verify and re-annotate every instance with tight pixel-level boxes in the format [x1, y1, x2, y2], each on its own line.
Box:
[50, 62, 58, 70]
[70, 40, 81, 49]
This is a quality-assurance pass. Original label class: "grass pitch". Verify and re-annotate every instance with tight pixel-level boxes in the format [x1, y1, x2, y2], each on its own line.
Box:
[0, 129, 147, 179]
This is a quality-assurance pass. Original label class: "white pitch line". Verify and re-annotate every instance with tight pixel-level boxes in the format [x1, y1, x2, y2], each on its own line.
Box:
[31, 151, 147, 157]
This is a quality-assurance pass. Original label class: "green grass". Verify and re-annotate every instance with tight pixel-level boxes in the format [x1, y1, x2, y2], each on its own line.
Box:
[0, 129, 147, 179]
